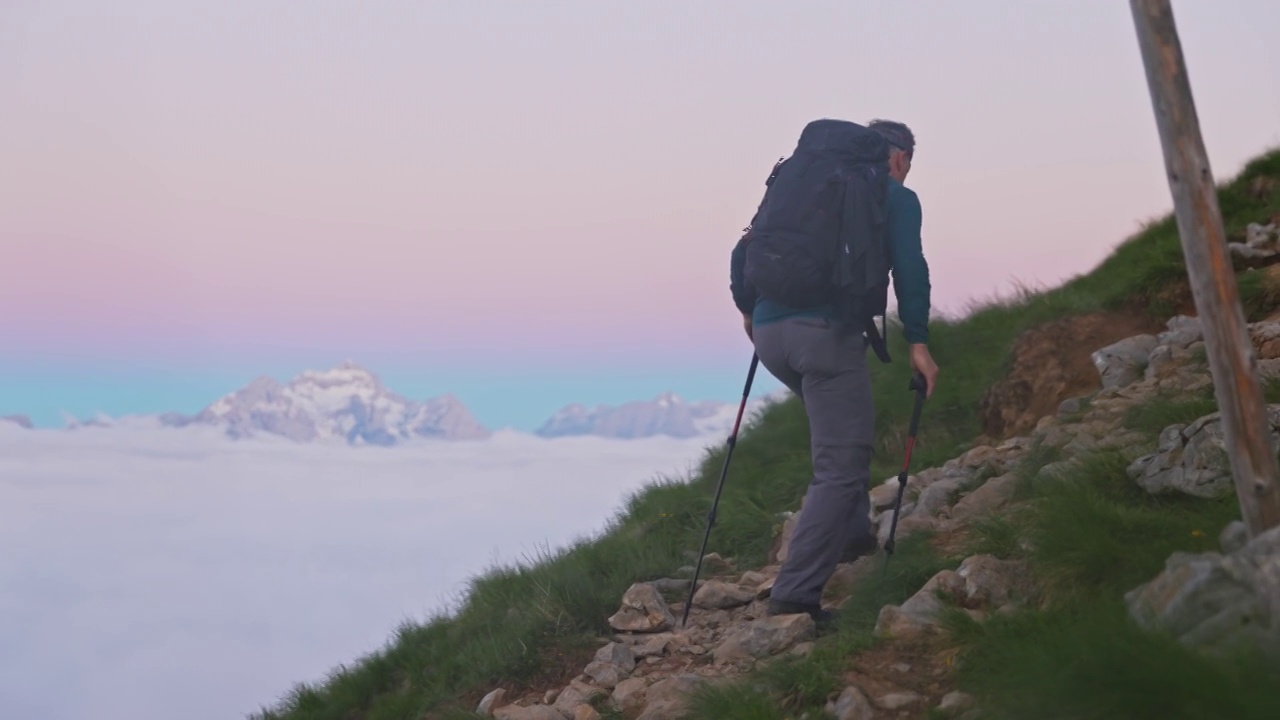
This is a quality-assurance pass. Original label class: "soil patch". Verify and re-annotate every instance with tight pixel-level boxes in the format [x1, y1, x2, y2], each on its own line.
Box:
[841, 634, 960, 719]
[978, 311, 1167, 439]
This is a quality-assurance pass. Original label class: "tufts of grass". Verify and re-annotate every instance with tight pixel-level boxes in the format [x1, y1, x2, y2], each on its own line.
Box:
[1121, 386, 1219, 436]
[964, 513, 1024, 559]
[949, 603, 1280, 720]
[1020, 450, 1236, 598]
[943, 444, 1278, 720]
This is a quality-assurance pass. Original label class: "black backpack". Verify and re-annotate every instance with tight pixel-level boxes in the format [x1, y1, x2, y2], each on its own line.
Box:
[736, 118, 894, 363]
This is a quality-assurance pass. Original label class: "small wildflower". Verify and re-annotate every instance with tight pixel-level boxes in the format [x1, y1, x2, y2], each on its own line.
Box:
[1191, 529, 1205, 538]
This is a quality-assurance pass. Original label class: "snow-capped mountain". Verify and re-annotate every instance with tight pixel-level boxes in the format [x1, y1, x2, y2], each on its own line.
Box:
[161, 361, 491, 445]
[1, 414, 33, 429]
[535, 391, 780, 440]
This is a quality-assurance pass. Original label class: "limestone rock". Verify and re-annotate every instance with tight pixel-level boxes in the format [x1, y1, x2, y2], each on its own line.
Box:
[870, 477, 909, 510]
[1127, 406, 1280, 499]
[581, 661, 624, 689]
[952, 554, 1025, 610]
[875, 569, 964, 638]
[573, 705, 601, 720]
[939, 691, 977, 715]
[1250, 319, 1280, 361]
[913, 477, 963, 518]
[828, 685, 875, 720]
[692, 579, 755, 609]
[1126, 524, 1280, 662]
[772, 508, 801, 564]
[1092, 334, 1159, 389]
[493, 705, 564, 720]
[948, 473, 1018, 522]
[876, 512, 936, 549]
[1220, 520, 1250, 555]
[610, 677, 648, 714]
[636, 674, 703, 720]
[877, 691, 924, 710]
[477, 688, 506, 716]
[552, 679, 606, 719]
[608, 583, 675, 632]
[713, 613, 815, 665]
[1230, 223, 1280, 260]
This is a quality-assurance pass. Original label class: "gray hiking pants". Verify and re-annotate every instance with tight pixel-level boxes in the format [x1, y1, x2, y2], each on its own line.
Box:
[752, 316, 875, 607]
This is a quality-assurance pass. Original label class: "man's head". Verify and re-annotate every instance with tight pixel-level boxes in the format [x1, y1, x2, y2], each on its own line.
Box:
[868, 119, 915, 182]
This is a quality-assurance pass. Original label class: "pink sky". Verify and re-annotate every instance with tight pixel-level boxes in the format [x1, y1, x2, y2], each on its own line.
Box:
[3, 0, 1279, 373]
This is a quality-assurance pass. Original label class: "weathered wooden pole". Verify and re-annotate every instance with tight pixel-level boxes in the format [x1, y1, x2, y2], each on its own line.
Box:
[1129, 0, 1280, 538]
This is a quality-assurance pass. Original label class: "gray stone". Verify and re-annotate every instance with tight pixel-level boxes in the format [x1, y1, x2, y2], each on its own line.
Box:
[1127, 406, 1280, 499]
[608, 583, 676, 633]
[939, 691, 977, 715]
[610, 677, 648, 714]
[877, 692, 924, 710]
[692, 579, 755, 609]
[1092, 334, 1159, 389]
[635, 674, 703, 720]
[713, 613, 815, 665]
[1220, 521, 1250, 555]
[829, 685, 875, 720]
[477, 688, 506, 716]
[949, 473, 1018, 522]
[493, 704, 564, 720]
[551, 679, 606, 719]
[914, 477, 964, 518]
[875, 569, 964, 638]
[1126, 524, 1280, 662]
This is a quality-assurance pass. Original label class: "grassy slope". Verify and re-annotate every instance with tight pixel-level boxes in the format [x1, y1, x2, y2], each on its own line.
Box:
[252, 148, 1280, 720]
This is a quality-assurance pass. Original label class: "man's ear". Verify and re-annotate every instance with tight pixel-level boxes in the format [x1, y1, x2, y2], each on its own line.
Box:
[889, 149, 904, 176]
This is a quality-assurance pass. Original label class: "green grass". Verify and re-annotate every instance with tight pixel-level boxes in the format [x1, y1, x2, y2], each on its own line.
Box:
[1121, 387, 1220, 435]
[252, 148, 1280, 720]
[941, 443, 1280, 720]
[679, 531, 955, 719]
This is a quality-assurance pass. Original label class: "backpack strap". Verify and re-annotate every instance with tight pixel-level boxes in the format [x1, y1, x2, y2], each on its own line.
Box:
[865, 315, 892, 363]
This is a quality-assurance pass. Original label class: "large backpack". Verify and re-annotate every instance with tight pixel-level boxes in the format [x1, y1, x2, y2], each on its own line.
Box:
[738, 118, 894, 363]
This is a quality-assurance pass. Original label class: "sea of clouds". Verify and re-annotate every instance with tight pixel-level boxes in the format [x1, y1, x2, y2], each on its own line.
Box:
[0, 423, 722, 720]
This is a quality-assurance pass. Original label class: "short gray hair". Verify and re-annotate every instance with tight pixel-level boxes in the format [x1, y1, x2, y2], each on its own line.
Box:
[868, 119, 915, 158]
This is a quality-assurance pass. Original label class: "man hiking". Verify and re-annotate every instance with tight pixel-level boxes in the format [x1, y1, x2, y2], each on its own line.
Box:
[728, 118, 937, 627]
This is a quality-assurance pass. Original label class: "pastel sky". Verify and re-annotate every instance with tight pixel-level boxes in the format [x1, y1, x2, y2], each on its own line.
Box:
[3, 0, 1279, 429]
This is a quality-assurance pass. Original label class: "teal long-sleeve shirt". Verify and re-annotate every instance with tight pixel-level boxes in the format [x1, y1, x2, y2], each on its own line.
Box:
[730, 177, 932, 345]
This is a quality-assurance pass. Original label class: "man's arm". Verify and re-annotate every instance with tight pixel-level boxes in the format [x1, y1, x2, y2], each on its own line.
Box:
[887, 184, 931, 345]
[887, 183, 939, 396]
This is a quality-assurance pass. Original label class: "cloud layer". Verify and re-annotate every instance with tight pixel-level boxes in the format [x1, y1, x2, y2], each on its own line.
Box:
[0, 424, 719, 720]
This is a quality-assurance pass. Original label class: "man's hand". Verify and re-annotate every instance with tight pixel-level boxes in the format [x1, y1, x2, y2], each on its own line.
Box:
[743, 313, 754, 342]
[909, 343, 939, 398]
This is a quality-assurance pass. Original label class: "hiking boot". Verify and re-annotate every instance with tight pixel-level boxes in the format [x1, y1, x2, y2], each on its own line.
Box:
[766, 598, 841, 633]
[839, 530, 879, 563]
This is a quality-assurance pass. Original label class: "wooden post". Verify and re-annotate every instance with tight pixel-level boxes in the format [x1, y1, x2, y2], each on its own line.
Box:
[1129, 0, 1280, 539]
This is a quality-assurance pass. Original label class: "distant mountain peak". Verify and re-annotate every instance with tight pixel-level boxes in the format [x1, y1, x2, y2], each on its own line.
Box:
[1, 414, 33, 429]
[535, 390, 779, 440]
[163, 362, 491, 445]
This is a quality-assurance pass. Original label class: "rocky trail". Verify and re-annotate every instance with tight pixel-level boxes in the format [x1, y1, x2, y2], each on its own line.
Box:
[472, 302, 1280, 720]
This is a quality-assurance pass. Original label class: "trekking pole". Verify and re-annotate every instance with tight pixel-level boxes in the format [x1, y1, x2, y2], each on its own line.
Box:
[680, 352, 760, 628]
[879, 371, 928, 587]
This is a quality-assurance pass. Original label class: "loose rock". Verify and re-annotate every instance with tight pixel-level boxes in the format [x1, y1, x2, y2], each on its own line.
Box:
[1092, 334, 1159, 389]
[713, 613, 815, 665]
[608, 583, 676, 633]
[477, 688, 506, 716]
[693, 579, 756, 609]
[829, 685, 874, 720]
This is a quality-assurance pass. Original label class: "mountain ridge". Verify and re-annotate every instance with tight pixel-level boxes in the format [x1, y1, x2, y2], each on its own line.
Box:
[9, 362, 784, 445]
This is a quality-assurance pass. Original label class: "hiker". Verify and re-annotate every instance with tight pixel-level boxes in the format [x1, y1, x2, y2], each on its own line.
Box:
[728, 118, 937, 625]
